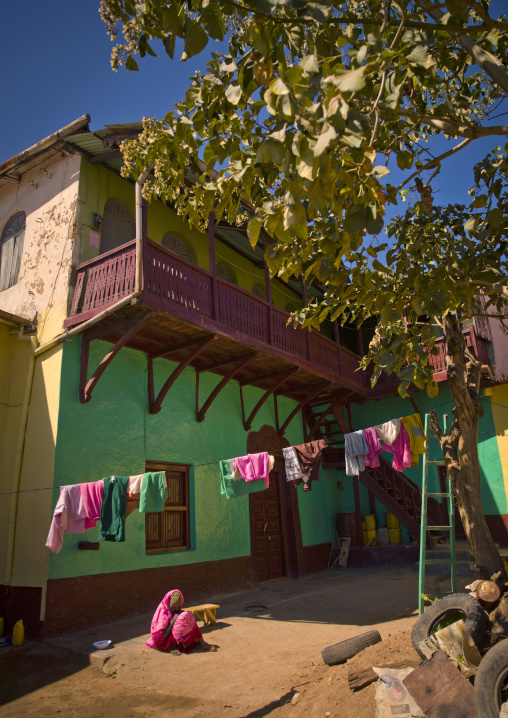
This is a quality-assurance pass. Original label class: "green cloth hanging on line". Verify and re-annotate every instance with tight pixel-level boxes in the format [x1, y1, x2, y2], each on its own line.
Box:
[139, 471, 168, 512]
[219, 460, 267, 499]
[99, 476, 129, 542]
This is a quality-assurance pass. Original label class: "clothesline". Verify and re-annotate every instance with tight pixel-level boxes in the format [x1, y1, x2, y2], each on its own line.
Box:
[2, 396, 508, 498]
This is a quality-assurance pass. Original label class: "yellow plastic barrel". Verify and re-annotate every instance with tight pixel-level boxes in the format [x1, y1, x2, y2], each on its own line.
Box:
[365, 514, 377, 531]
[386, 513, 400, 529]
[12, 619, 24, 647]
[366, 529, 377, 543]
[389, 528, 401, 545]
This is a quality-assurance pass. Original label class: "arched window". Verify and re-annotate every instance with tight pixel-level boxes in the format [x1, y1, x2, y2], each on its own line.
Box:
[100, 199, 135, 255]
[215, 262, 237, 284]
[0, 211, 25, 291]
[161, 232, 194, 263]
[252, 284, 266, 299]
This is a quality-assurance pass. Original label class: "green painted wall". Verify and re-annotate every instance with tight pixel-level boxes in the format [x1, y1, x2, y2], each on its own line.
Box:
[76, 159, 301, 311]
[297, 467, 342, 546]
[49, 338, 310, 579]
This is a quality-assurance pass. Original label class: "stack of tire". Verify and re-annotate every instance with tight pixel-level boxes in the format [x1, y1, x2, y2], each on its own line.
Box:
[411, 593, 508, 718]
[320, 593, 508, 717]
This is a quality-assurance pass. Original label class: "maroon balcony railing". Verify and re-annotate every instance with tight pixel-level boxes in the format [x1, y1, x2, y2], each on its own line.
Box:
[430, 328, 491, 377]
[66, 240, 491, 393]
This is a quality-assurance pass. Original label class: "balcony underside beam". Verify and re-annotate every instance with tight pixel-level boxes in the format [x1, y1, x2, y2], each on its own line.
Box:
[80, 312, 154, 404]
[242, 367, 298, 431]
[149, 334, 216, 414]
[150, 333, 213, 360]
[196, 352, 258, 422]
[278, 381, 332, 436]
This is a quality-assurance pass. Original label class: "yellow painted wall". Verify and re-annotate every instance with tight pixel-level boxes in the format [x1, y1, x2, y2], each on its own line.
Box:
[9, 344, 63, 607]
[77, 160, 301, 312]
[0, 323, 33, 584]
[484, 383, 508, 510]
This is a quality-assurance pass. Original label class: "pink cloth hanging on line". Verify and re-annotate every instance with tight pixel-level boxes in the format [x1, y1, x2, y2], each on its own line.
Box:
[79, 480, 104, 529]
[362, 427, 382, 468]
[46, 485, 87, 554]
[382, 424, 412, 472]
[234, 452, 270, 487]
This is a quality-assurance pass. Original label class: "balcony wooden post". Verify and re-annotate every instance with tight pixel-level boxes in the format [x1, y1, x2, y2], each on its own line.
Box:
[300, 276, 311, 361]
[333, 320, 343, 374]
[262, 235, 273, 345]
[208, 211, 218, 320]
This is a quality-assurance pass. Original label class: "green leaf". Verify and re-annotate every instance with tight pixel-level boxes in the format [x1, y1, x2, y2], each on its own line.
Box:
[182, 20, 208, 60]
[256, 139, 286, 165]
[396, 151, 413, 171]
[270, 77, 290, 95]
[225, 84, 243, 105]
[162, 5, 185, 37]
[163, 34, 176, 59]
[464, 216, 479, 234]
[333, 67, 366, 93]
[372, 165, 390, 177]
[406, 45, 429, 65]
[301, 55, 319, 73]
[126, 56, 139, 71]
[247, 217, 263, 246]
[343, 206, 366, 234]
[313, 126, 337, 157]
[487, 207, 503, 228]
[200, 3, 225, 40]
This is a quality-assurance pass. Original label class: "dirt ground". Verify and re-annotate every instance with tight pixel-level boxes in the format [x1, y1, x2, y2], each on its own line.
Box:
[0, 566, 464, 718]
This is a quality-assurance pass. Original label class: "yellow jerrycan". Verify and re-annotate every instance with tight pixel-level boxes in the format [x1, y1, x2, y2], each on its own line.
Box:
[12, 620, 24, 647]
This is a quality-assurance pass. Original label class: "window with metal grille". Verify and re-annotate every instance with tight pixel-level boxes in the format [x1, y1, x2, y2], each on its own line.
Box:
[145, 462, 191, 554]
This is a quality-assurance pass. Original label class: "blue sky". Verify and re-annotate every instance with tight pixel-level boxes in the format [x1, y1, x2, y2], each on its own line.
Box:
[2, 0, 506, 215]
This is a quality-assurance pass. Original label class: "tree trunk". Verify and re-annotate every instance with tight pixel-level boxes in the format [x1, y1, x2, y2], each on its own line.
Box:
[431, 314, 506, 580]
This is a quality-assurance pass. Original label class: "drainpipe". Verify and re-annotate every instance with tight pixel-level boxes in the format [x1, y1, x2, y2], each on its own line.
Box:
[4, 329, 37, 586]
[33, 170, 151, 359]
[135, 170, 149, 295]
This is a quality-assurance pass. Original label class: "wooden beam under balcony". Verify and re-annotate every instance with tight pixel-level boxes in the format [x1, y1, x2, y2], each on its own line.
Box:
[242, 367, 298, 431]
[278, 381, 332, 436]
[149, 334, 216, 414]
[196, 352, 258, 422]
[80, 312, 154, 404]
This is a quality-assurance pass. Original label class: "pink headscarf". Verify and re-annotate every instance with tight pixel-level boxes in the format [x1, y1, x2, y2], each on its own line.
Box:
[146, 589, 183, 649]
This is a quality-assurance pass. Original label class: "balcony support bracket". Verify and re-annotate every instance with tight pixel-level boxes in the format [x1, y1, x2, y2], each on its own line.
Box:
[196, 352, 257, 422]
[149, 334, 216, 414]
[278, 381, 332, 436]
[243, 367, 298, 431]
[80, 312, 154, 404]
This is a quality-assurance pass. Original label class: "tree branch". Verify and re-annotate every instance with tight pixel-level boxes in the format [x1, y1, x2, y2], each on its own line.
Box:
[398, 109, 508, 138]
[417, 0, 508, 94]
[387, 137, 472, 198]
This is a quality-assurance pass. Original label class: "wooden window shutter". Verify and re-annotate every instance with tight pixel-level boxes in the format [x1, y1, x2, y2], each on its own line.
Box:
[145, 462, 190, 555]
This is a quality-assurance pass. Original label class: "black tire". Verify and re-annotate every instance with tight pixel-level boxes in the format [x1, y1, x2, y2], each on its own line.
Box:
[321, 629, 382, 666]
[411, 593, 488, 659]
[474, 639, 508, 718]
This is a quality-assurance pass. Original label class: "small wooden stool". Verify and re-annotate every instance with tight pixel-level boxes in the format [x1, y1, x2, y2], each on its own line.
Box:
[185, 603, 220, 625]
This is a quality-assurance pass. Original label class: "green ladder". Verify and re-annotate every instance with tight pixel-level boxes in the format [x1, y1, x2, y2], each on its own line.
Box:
[418, 413, 457, 615]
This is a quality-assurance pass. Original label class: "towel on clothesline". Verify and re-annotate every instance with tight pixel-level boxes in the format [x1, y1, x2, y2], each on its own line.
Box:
[235, 452, 271, 487]
[293, 439, 327, 491]
[344, 431, 369, 476]
[400, 414, 426, 467]
[139, 471, 168, 513]
[80, 480, 104, 529]
[282, 447, 303, 482]
[374, 419, 401, 446]
[382, 424, 412, 472]
[362, 427, 382, 469]
[219, 460, 267, 499]
[46, 484, 88, 554]
[99, 476, 129, 542]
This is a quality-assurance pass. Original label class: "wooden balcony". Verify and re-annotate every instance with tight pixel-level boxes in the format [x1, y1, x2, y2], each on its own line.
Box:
[431, 328, 491, 381]
[65, 239, 386, 404]
[64, 240, 492, 422]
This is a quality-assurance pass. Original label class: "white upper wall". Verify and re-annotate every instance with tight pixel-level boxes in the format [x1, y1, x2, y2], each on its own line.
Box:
[0, 154, 81, 344]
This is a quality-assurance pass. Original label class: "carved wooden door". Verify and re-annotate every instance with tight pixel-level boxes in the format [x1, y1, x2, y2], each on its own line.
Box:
[249, 471, 286, 582]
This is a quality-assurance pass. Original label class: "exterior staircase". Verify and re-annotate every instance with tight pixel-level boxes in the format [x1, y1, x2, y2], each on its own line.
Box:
[303, 399, 443, 543]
